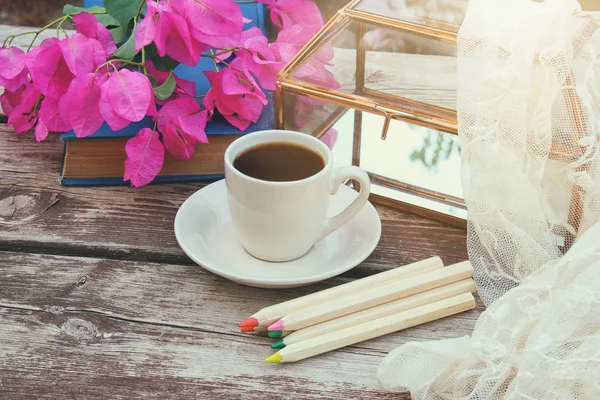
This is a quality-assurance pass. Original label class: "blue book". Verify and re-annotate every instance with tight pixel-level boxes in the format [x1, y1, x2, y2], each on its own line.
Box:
[60, 1, 273, 186]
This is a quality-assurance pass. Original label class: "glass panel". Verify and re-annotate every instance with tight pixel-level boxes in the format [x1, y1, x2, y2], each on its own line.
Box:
[323, 108, 465, 220]
[282, 92, 353, 166]
[287, 19, 457, 113]
[358, 113, 463, 200]
[352, 0, 468, 33]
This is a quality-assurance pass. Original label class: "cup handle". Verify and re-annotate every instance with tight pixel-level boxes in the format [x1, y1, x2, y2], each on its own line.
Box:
[319, 166, 371, 241]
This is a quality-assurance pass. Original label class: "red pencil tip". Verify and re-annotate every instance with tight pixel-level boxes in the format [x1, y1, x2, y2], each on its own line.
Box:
[240, 326, 255, 333]
[238, 317, 259, 329]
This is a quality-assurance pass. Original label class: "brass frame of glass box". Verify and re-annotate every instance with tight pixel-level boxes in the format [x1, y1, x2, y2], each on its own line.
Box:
[275, 1, 467, 228]
[276, 1, 594, 241]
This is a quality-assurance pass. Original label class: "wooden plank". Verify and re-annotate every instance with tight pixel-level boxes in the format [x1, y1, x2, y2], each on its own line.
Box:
[0, 251, 483, 399]
[0, 130, 468, 271]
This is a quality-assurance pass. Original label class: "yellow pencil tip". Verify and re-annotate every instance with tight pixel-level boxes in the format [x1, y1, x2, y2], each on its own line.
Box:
[265, 352, 283, 363]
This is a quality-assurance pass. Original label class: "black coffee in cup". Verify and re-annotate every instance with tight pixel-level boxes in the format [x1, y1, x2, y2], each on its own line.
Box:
[233, 142, 325, 182]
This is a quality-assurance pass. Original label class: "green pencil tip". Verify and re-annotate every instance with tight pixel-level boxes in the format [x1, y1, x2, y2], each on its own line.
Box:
[267, 330, 283, 338]
[271, 339, 286, 349]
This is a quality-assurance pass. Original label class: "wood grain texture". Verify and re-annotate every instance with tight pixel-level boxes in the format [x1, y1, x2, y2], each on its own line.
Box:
[0, 129, 468, 272]
[0, 251, 483, 399]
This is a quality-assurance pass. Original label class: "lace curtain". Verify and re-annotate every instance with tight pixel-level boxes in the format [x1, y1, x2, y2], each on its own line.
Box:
[377, 0, 600, 398]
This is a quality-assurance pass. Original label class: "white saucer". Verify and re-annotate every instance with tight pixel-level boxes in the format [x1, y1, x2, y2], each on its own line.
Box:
[174, 180, 381, 288]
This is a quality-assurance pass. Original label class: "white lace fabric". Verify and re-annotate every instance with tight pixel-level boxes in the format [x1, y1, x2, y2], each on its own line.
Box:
[378, 0, 600, 398]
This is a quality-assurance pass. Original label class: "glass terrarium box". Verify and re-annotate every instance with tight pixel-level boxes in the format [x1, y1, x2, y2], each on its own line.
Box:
[275, 0, 469, 227]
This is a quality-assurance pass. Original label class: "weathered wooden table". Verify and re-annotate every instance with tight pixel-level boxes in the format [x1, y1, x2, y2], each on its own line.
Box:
[0, 25, 481, 400]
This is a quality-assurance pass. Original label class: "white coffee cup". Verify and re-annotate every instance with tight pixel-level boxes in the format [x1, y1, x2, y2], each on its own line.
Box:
[224, 130, 371, 262]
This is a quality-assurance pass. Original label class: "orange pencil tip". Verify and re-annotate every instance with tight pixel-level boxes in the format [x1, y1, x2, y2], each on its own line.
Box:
[240, 326, 255, 333]
[238, 317, 259, 329]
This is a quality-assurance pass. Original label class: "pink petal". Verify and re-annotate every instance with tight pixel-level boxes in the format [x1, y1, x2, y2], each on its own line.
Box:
[39, 96, 71, 132]
[7, 84, 41, 134]
[202, 87, 216, 119]
[221, 59, 267, 104]
[59, 33, 95, 77]
[34, 118, 49, 142]
[320, 128, 338, 150]
[162, 12, 201, 65]
[187, 0, 243, 38]
[0, 86, 24, 116]
[91, 39, 107, 68]
[175, 76, 197, 97]
[96, 24, 117, 57]
[124, 128, 165, 187]
[58, 74, 103, 138]
[161, 122, 196, 160]
[99, 79, 130, 131]
[158, 96, 201, 118]
[0, 69, 29, 93]
[0, 46, 26, 79]
[73, 12, 99, 38]
[146, 60, 170, 84]
[106, 69, 152, 122]
[30, 38, 74, 98]
[268, 0, 323, 31]
[179, 109, 208, 143]
[135, 16, 156, 52]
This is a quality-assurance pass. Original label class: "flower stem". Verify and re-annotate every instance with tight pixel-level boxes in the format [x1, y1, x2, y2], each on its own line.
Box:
[134, 0, 147, 71]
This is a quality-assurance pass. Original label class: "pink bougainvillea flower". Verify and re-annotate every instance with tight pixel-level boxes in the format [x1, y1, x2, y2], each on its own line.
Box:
[259, 0, 323, 32]
[26, 37, 74, 99]
[38, 96, 70, 133]
[6, 84, 70, 140]
[221, 58, 268, 104]
[59, 33, 95, 77]
[98, 79, 130, 131]
[135, 1, 159, 52]
[58, 73, 103, 138]
[124, 128, 165, 187]
[0, 46, 26, 79]
[104, 69, 153, 122]
[7, 84, 42, 134]
[157, 96, 208, 159]
[73, 12, 117, 57]
[275, 24, 333, 65]
[204, 67, 265, 131]
[139, 0, 202, 65]
[0, 46, 30, 93]
[272, 26, 338, 90]
[236, 27, 283, 90]
[34, 118, 49, 142]
[0, 85, 25, 116]
[186, 0, 244, 48]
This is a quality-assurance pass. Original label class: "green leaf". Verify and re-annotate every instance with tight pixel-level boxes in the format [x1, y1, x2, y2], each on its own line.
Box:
[104, 0, 145, 25]
[151, 54, 180, 72]
[144, 43, 180, 72]
[151, 72, 177, 100]
[63, 4, 120, 26]
[110, 21, 133, 44]
[113, 33, 138, 60]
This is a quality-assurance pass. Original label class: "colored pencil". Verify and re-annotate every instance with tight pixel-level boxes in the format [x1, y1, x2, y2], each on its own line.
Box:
[267, 261, 473, 332]
[271, 278, 476, 349]
[265, 292, 476, 363]
[238, 256, 444, 331]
